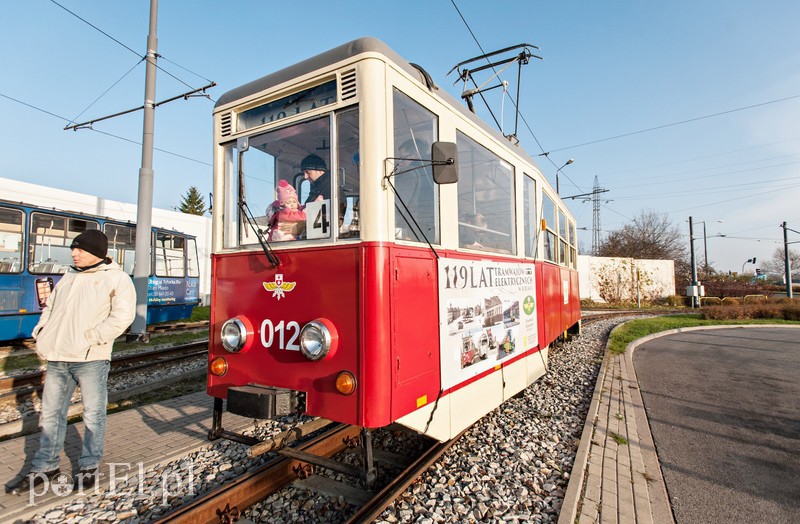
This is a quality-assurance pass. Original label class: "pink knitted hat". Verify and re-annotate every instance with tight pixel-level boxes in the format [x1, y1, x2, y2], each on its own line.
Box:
[275, 180, 298, 205]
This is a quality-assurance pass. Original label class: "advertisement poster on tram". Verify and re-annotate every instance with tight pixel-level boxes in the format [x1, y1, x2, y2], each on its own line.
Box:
[438, 257, 538, 390]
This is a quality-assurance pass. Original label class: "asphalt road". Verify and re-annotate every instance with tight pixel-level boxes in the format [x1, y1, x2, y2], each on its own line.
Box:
[633, 327, 800, 523]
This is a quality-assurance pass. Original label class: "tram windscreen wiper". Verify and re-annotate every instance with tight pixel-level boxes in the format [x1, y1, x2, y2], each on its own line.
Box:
[237, 140, 280, 268]
[239, 199, 281, 268]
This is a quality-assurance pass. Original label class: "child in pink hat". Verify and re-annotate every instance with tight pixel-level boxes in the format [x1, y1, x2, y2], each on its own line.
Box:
[268, 180, 306, 241]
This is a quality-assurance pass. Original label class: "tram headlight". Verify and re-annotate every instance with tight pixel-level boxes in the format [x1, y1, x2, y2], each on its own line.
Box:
[299, 319, 338, 361]
[220, 318, 248, 352]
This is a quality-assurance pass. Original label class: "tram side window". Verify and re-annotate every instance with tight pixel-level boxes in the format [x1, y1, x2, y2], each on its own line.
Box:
[392, 89, 439, 244]
[155, 233, 185, 277]
[187, 238, 200, 277]
[457, 131, 515, 254]
[29, 213, 99, 274]
[104, 224, 137, 275]
[569, 221, 577, 269]
[336, 108, 361, 239]
[541, 194, 556, 263]
[522, 175, 537, 258]
[0, 208, 23, 274]
[558, 209, 567, 266]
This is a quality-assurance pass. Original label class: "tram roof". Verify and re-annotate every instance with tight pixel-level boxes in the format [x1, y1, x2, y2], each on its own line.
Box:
[215, 37, 545, 177]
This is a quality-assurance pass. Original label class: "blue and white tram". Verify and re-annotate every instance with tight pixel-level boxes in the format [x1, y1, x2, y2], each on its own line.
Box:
[0, 200, 201, 341]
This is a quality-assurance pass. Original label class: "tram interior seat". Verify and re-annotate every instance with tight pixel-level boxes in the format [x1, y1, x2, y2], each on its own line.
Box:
[0, 258, 17, 273]
[457, 219, 511, 254]
[338, 195, 359, 238]
[34, 261, 56, 273]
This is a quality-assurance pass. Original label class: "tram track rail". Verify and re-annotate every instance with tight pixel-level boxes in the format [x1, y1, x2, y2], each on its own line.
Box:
[0, 320, 209, 353]
[155, 423, 361, 524]
[0, 341, 208, 399]
[154, 420, 457, 524]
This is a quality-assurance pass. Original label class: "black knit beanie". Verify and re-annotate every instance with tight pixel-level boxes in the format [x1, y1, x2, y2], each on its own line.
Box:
[70, 230, 108, 259]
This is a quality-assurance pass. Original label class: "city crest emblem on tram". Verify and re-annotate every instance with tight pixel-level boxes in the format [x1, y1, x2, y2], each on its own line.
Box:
[263, 274, 296, 301]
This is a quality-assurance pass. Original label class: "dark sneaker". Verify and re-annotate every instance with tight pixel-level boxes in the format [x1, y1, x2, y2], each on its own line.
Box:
[6, 469, 61, 495]
[74, 468, 99, 489]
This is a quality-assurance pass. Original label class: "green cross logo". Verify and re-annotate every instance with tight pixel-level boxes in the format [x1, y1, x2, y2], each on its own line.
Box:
[523, 295, 535, 315]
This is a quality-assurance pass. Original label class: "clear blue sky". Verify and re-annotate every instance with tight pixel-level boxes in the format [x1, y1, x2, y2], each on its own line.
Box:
[2, 0, 799, 274]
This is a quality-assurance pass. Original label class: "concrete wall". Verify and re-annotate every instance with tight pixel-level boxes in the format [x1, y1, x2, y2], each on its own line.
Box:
[1, 177, 212, 304]
[578, 255, 675, 303]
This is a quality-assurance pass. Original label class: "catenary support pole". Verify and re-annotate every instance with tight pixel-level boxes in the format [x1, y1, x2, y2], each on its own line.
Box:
[130, 0, 158, 341]
[784, 222, 793, 299]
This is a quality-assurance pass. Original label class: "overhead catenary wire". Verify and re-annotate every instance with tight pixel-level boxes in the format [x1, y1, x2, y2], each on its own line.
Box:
[49, 0, 216, 102]
[68, 58, 145, 126]
[544, 92, 800, 154]
[49, 0, 140, 58]
[449, 1, 553, 161]
[0, 91, 210, 166]
[449, 0, 594, 200]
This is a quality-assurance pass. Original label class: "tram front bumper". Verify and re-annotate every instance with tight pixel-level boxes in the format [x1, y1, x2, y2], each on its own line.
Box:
[226, 385, 304, 420]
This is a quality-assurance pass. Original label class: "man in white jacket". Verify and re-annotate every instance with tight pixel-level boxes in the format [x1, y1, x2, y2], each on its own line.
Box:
[8, 229, 136, 495]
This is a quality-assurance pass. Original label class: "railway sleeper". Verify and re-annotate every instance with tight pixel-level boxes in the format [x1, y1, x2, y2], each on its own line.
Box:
[293, 474, 375, 506]
[279, 427, 378, 489]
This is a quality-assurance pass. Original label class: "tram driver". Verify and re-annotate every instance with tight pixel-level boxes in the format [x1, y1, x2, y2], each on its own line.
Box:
[301, 154, 330, 204]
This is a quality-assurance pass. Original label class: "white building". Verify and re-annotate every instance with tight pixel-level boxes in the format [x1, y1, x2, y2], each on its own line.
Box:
[578, 255, 675, 303]
[1, 177, 212, 304]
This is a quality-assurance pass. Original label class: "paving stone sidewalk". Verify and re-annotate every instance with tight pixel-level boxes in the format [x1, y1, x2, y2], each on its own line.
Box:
[0, 391, 251, 523]
[559, 337, 673, 524]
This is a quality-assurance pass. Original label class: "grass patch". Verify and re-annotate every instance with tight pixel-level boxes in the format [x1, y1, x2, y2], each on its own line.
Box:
[610, 432, 628, 445]
[0, 353, 44, 374]
[607, 314, 799, 354]
[190, 306, 210, 322]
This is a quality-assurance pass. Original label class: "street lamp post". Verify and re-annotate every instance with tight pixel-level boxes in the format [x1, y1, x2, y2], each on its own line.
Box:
[688, 216, 699, 308]
[693, 219, 722, 274]
[555, 159, 573, 195]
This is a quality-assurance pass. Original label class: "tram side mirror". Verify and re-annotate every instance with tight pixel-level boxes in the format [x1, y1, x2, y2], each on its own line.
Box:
[431, 141, 458, 184]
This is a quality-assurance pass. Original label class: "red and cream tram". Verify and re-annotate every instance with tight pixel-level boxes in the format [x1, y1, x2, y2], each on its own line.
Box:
[207, 37, 580, 449]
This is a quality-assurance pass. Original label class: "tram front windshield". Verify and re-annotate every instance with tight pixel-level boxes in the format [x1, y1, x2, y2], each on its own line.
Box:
[225, 110, 360, 248]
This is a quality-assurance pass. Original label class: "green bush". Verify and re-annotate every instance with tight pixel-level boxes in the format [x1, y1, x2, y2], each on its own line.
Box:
[701, 302, 800, 321]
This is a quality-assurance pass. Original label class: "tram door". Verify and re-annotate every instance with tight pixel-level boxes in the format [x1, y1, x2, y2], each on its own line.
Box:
[390, 254, 439, 417]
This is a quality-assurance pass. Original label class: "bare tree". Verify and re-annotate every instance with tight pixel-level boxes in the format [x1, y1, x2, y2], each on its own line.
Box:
[761, 246, 800, 274]
[598, 209, 687, 261]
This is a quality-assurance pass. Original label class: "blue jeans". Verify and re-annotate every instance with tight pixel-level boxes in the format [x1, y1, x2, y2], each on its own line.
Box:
[32, 360, 110, 472]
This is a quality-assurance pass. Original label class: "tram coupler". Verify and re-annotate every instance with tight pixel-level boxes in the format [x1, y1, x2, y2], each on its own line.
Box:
[208, 397, 260, 445]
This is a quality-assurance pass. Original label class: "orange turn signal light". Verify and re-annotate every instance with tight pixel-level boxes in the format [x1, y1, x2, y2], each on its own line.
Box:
[209, 356, 228, 376]
[335, 371, 357, 396]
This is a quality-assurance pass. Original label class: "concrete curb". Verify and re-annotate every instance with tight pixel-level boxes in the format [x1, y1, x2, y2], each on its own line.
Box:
[558, 323, 623, 524]
[559, 322, 800, 523]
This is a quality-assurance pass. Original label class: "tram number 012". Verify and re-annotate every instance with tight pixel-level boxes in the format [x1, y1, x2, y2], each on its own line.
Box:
[260, 319, 300, 351]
